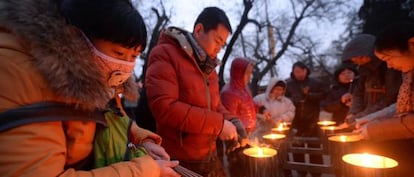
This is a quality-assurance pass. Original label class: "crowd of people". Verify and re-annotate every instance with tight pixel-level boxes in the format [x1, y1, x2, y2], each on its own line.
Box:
[0, 0, 413, 177]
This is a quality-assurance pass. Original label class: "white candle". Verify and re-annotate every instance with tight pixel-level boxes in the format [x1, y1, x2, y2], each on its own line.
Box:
[328, 133, 362, 143]
[243, 147, 277, 158]
[317, 120, 336, 126]
[263, 133, 286, 140]
[342, 153, 398, 169]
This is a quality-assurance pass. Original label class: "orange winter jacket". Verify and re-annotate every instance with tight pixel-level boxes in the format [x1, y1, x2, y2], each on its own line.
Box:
[0, 1, 161, 176]
[146, 27, 226, 161]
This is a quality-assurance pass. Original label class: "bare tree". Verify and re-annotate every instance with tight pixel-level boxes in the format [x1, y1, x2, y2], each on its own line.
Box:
[230, 0, 354, 94]
[136, 0, 170, 80]
[218, 0, 261, 88]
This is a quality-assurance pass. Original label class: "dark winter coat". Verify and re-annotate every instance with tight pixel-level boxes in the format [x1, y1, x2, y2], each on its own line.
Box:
[349, 59, 401, 118]
[286, 76, 327, 136]
[320, 82, 353, 124]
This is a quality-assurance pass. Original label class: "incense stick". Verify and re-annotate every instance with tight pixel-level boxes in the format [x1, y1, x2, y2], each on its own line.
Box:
[173, 165, 203, 177]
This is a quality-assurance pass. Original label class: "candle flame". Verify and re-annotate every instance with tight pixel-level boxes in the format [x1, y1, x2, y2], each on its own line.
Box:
[317, 120, 336, 126]
[342, 153, 398, 169]
[243, 147, 277, 158]
[257, 147, 264, 156]
[278, 123, 284, 129]
[263, 133, 286, 140]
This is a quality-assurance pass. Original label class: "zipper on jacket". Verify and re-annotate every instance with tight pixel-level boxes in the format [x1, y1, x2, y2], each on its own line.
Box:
[204, 75, 211, 110]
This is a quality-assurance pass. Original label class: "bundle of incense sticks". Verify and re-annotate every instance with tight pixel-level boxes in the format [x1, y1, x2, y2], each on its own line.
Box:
[173, 165, 203, 177]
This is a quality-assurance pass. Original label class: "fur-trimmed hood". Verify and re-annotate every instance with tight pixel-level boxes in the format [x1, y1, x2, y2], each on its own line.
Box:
[0, 0, 137, 110]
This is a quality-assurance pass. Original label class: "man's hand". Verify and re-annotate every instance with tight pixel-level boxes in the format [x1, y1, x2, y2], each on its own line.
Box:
[219, 120, 237, 141]
[341, 93, 353, 107]
[302, 86, 310, 95]
[156, 160, 181, 177]
[142, 141, 170, 160]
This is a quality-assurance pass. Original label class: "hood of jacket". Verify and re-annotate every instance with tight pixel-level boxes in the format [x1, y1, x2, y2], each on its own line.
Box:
[0, 0, 137, 110]
[229, 58, 251, 89]
[342, 34, 376, 62]
[265, 78, 286, 100]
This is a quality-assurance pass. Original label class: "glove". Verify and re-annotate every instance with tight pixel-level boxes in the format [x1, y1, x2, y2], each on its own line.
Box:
[225, 118, 248, 153]
[230, 118, 247, 140]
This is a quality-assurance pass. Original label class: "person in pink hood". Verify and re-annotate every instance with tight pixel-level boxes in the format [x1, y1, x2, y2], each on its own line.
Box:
[220, 57, 255, 177]
[221, 58, 257, 134]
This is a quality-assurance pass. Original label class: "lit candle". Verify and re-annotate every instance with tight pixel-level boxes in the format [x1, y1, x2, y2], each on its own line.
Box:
[320, 125, 339, 135]
[272, 123, 289, 132]
[340, 135, 347, 142]
[263, 133, 286, 140]
[243, 147, 277, 158]
[342, 153, 398, 169]
[243, 146, 278, 177]
[328, 133, 362, 143]
[320, 126, 338, 131]
[317, 120, 336, 126]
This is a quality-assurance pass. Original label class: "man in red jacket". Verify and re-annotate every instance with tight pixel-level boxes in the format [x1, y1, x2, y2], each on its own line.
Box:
[145, 7, 238, 177]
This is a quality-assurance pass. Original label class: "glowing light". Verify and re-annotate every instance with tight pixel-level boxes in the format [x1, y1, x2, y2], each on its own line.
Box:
[272, 123, 289, 132]
[263, 133, 286, 140]
[342, 153, 398, 169]
[328, 133, 362, 143]
[320, 126, 339, 131]
[317, 120, 336, 126]
[243, 147, 277, 158]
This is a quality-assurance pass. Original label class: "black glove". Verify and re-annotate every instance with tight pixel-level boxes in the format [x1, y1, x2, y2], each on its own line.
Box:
[230, 118, 247, 140]
[225, 118, 248, 153]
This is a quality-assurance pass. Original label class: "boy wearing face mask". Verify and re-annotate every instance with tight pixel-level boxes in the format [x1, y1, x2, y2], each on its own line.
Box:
[0, 0, 179, 177]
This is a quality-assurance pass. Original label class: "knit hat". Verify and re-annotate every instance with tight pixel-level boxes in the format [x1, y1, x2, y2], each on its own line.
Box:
[341, 34, 376, 62]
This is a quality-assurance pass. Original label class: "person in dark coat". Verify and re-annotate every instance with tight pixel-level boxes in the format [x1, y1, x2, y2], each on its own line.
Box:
[354, 21, 414, 177]
[341, 34, 402, 124]
[286, 62, 327, 136]
[321, 64, 358, 124]
[285, 61, 327, 177]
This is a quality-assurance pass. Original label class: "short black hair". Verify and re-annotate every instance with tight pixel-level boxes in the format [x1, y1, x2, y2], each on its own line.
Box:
[376, 21, 414, 52]
[334, 64, 358, 81]
[290, 61, 311, 79]
[274, 81, 286, 89]
[193, 7, 232, 34]
[59, 0, 147, 49]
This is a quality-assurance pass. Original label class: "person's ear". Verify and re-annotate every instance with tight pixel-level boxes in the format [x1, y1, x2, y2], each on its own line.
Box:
[193, 23, 204, 37]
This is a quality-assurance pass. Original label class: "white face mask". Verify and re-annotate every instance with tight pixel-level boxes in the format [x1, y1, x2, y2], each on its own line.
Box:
[82, 33, 135, 88]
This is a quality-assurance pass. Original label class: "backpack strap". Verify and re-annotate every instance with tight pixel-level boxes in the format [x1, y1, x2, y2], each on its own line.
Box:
[0, 102, 106, 132]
